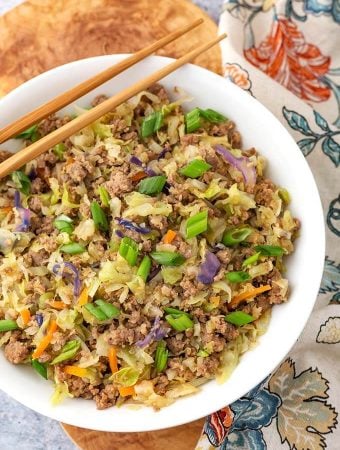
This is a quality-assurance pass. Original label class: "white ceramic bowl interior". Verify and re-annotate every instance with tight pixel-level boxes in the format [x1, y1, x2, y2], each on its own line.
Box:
[0, 55, 325, 432]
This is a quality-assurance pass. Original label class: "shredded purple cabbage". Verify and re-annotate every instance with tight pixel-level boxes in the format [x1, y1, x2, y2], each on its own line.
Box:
[53, 262, 81, 297]
[28, 168, 37, 180]
[115, 217, 150, 234]
[214, 144, 256, 186]
[14, 191, 21, 209]
[35, 313, 43, 327]
[147, 266, 161, 282]
[144, 167, 157, 177]
[130, 156, 143, 167]
[158, 147, 170, 160]
[135, 317, 167, 348]
[115, 229, 125, 238]
[14, 191, 31, 232]
[197, 251, 221, 284]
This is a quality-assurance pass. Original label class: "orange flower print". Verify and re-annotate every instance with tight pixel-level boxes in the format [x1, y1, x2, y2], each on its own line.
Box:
[244, 17, 331, 102]
[224, 63, 252, 92]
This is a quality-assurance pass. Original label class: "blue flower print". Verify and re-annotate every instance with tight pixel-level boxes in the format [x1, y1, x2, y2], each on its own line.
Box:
[304, 0, 340, 23]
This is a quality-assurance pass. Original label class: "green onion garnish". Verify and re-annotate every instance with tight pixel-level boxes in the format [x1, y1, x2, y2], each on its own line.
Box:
[15, 124, 39, 142]
[199, 108, 227, 123]
[53, 214, 74, 234]
[154, 341, 168, 373]
[164, 307, 191, 317]
[179, 159, 212, 179]
[185, 210, 208, 239]
[31, 359, 48, 379]
[90, 201, 109, 232]
[226, 271, 251, 283]
[11, 171, 31, 195]
[141, 111, 164, 138]
[197, 349, 209, 357]
[84, 303, 107, 321]
[254, 245, 285, 257]
[165, 313, 194, 331]
[138, 175, 167, 196]
[137, 255, 151, 282]
[98, 186, 110, 208]
[150, 251, 186, 266]
[0, 319, 18, 332]
[278, 188, 290, 204]
[225, 311, 255, 326]
[94, 300, 120, 319]
[185, 108, 201, 133]
[51, 339, 81, 365]
[53, 143, 66, 160]
[119, 237, 139, 266]
[242, 252, 261, 267]
[60, 242, 86, 255]
[222, 227, 252, 246]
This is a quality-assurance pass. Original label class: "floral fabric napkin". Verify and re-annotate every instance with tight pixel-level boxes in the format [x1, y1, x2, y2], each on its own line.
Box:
[197, 1, 340, 449]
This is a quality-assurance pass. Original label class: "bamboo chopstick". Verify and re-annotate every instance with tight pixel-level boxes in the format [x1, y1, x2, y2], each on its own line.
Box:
[0, 18, 204, 144]
[0, 33, 227, 179]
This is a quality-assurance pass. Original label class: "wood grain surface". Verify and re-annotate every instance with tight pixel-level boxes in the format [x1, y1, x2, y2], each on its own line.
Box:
[0, 1, 220, 448]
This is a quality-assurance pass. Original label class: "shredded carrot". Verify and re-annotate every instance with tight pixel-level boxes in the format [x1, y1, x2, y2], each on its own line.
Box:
[77, 287, 89, 306]
[64, 365, 89, 377]
[118, 385, 135, 397]
[108, 347, 118, 374]
[230, 285, 272, 308]
[20, 309, 31, 326]
[0, 206, 13, 215]
[131, 171, 147, 182]
[32, 320, 58, 359]
[163, 229, 176, 244]
[48, 300, 67, 310]
[66, 157, 75, 166]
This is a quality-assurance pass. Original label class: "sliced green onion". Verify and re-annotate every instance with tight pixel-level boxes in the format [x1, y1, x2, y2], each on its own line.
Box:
[94, 300, 120, 319]
[225, 311, 255, 326]
[119, 237, 139, 266]
[53, 214, 74, 234]
[90, 201, 109, 232]
[222, 227, 252, 246]
[242, 252, 261, 267]
[138, 175, 167, 196]
[278, 188, 290, 204]
[197, 349, 210, 357]
[179, 159, 212, 178]
[150, 251, 186, 266]
[137, 255, 151, 282]
[60, 242, 86, 255]
[185, 108, 201, 133]
[53, 143, 66, 160]
[111, 367, 140, 387]
[165, 314, 194, 331]
[226, 271, 251, 283]
[185, 210, 208, 239]
[84, 303, 107, 321]
[15, 124, 39, 141]
[11, 171, 31, 195]
[164, 307, 191, 317]
[31, 359, 48, 379]
[254, 245, 285, 257]
[51, 339, 81, 365]
[98, 186, 110, 207]
[0, 319, 18, 332]
[141, 111, 164, 138]
[199, 108, 227, 123]
[154, 341, 168, 373]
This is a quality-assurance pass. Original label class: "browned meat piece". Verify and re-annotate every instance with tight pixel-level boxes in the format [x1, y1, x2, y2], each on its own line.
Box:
[148, 215, 168, 231]
[106, 325, 142, 346]
[4, 339, 30, 364]
[30, 216, 54, 235]
[148, 84, 169, 102]
[0, 149, 12, 163]
[29, 249, 49, 265]
[179, 277, 204, 298]
[196, 354, 220, 377]
[91, 95, 108, 107]
[56, 368, 99, 399]
[28, 196, 43, 213]
[166, 334, 188, 355]
[64, 161, 88, 183]
[216, 248, 233, 264]
[31, 177, 48, 194]
[210, 121, 242, 148]
[106, 171, 132, 197]
[180, 134, 201, 146]
[154, 374, 170, 395]
[168, 357, 195, 381]
[95, 384, 119, 409]
[38, 115, 71, 137]
[201, 331, 225, 352]
[210, 316, 239, 341]
[254, 178, 275, 207]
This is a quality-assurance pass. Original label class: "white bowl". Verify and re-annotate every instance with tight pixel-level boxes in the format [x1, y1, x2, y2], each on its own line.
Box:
[0, 55, 325, 432]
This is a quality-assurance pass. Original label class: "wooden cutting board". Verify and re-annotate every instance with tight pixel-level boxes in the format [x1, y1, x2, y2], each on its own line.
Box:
[0, 0, 220, 448]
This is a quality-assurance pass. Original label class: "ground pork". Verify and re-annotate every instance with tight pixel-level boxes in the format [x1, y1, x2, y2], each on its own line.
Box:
[28, 248, 49, 266]
[209, 316, 239, 341]
[4, 338, 30, 364]
[216, 248, 233, 264]
[31, 177, 48, 194]
[0, 149, 11, 163]
[106, 170, 132, 197]
[254, 178, 275, 207]
[95, 383, 119, 409]
[148, 215, 168, 231]
[28, 196, 43, 213]
[180, 134, 201, 146]
[154, 374, 170, 395]
[91, 95, 108, 107]
[30, 216, 54, 235]
[196, 354, 220, 377]
[148, 83, 169, 102]
[166, 334, 190, 355]
[55, 367, 99, 399]
[106, 325, 143, 346]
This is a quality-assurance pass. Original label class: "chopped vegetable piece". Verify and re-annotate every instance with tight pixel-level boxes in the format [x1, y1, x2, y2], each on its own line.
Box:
[135, 316, 166, 347]
[154, 341, 168, 373]
[226, 271, 251, 283]
[0, 319, 18, 332]
[186, 210, 208, 239]
[119, 237, 139, 266]
[60, 243, 86, 255]
[98, 186, 110, 207]
[77, 287, 89, 306]
[197, 349, 210, 357]
[118, 385, 135, 397]
[185, 108, 201, 133]
[225, 311, 255, 326]
[141, 111, 164, 137]
[138, 175, 167, 196]
[112, 367, 140, 387]
[51, 340, 81, 364]
[15, 124, 39, 141]
[109, 347, 118, 373]
[94, 300, 120, 319]
[197, 251, 221, 284]
[150, 251, 186, 266]
[116, 217, 151, 234]
[165, 314, 194, 331]
[64, 365, 89, 377]
[242, 252, 261, 267]
[179, 159, 212, 178]
[164, 307, 191, 317]
[53, 143, 66, 160]
[222, 227, 252, 246]
[254, 245, 285, 256]
[199, 108, 227, 123]
[31, 359, 48, 379]
[137, 255, 151, 282]
[54, 214, 74, 234]
[91, 201, 109, 232]
[278, 188, 290, 204]
[11, 171, 31, 195]
[32, 320, 58, 359]
[84, 303, 107, 321]
[48, 300, 67, 310]
[214, 144, 256, 186]
[230, 285, 272, 308]
[20, 309, 31, 325]
[163, 229, 177, 244]
[131, 171, 148, 182]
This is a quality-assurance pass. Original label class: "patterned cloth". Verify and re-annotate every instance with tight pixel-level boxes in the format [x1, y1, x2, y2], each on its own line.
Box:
[197, 1, 340, 449]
